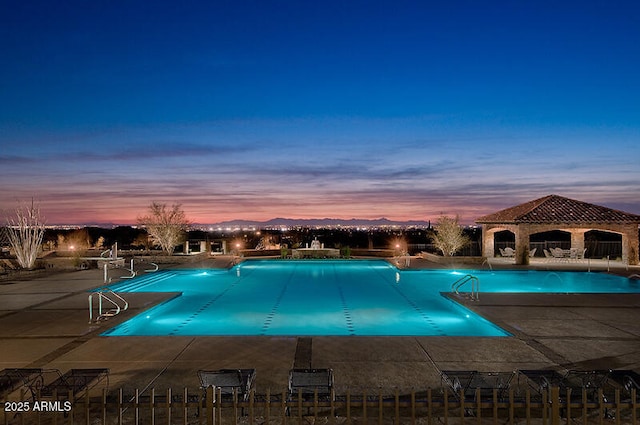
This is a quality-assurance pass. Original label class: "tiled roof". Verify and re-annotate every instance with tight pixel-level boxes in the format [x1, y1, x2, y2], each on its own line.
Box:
[476, 195, 640, 224]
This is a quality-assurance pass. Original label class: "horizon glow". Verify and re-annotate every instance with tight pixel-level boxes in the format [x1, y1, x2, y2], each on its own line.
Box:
[1, 2, 639, 225]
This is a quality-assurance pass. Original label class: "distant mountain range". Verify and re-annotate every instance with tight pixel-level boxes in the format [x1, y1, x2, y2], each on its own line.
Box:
[206, 217, 432, 228]
[48, 217, 433, 229]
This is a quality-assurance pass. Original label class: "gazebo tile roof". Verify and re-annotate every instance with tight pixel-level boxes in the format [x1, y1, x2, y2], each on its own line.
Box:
[476, 195, 640, 224]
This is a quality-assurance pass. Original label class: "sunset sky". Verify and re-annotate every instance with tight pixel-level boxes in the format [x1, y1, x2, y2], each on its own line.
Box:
[1, 1, 639, 225]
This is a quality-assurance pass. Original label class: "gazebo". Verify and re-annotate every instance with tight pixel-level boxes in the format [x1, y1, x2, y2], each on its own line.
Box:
[476, 195, 640, 265]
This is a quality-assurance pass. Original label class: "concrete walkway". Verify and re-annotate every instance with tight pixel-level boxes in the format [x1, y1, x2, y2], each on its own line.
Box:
[1, 256, 640, 397]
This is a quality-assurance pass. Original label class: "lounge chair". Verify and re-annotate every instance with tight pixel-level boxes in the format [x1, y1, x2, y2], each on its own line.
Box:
[565, 370, 615, 418]
[288, 369, 334, 416]
[529, 248, 537, 258]
[198, 369, 256, 402]
[607, 370, 640, 394]
[518, 369, 610, 403]
[600, 370, 640, 420]
[288, 368, 334, 401]
[563, 369, 611, 400]
[441, 370, 476, 396]
[516, 369, 565, 401]
[605, 370, 640, 406]
[0, 368, 44, 399]
[518, 369, 618, 420]
[441, 370, 515, 416]
[503, 248, 515, 257]
[441, 370, 515, 401]
[38, 368, 109, 400]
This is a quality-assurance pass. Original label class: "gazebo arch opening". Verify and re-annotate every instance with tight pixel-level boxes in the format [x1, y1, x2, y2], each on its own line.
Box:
[530, 230, 571, 258]
[494, 230, 515, 257]
[585, 230, 623, 260]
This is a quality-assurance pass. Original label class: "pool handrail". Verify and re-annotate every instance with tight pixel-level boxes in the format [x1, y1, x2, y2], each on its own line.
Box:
[144, 262, 159, 272]
[88, 290, 129, 323]
[451, 274, 479, 301]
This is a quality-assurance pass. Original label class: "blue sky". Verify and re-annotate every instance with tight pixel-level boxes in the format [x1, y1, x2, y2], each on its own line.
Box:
[1, 1, 639, 224]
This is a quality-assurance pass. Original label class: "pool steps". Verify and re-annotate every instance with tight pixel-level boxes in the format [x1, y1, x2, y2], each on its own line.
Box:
[89, 271, 176, 322]
[109, 270, 177, 292]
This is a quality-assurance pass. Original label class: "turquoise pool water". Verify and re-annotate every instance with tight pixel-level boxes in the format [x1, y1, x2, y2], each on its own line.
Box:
[100, 260, 639, 337]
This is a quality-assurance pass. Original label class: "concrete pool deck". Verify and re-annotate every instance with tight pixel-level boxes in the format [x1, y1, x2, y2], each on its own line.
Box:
[1, 256, 640, 397]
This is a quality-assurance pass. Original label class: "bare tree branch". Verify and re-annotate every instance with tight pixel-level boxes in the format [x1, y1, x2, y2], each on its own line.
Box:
[0, 226, 8, 247]
[5, 200, 46, 269]
[137, 202, 190, 255]
[430, 215, 470, 257]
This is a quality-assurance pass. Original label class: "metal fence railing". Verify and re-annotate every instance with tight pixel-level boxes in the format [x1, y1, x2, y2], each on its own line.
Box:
[410, 241, 623, 259]
[409, 242, 481, 257]
[497, 241, 623, 259]
[411, 241, 624, 259]
[4, 386, 638, 425]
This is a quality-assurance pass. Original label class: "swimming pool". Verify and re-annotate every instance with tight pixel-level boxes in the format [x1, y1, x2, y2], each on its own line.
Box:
[100, 260, 639, 337]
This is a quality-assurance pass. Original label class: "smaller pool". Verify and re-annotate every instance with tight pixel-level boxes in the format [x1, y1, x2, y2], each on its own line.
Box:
[400, 269, 640, 294]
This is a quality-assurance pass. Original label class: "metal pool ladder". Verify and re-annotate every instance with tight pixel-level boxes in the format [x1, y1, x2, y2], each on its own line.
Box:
[88, 290, 129, 323]
[451, 274, 480, 301]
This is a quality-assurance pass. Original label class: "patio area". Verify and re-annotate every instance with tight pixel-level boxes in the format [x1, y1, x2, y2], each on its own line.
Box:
[1, 256, 639, 397]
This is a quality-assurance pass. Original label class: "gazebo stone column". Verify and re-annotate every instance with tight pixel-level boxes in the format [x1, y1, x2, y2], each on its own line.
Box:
[514, 226, 531, 265]
[621, 225, 639, 265]
[482, 225, 495, 258]
[569, 229, 587, 254]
